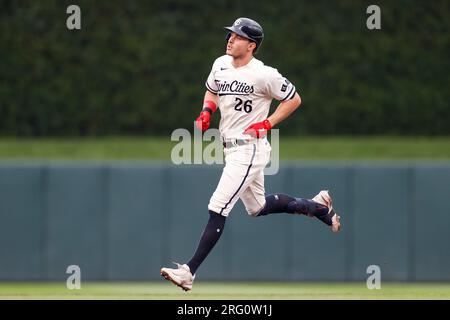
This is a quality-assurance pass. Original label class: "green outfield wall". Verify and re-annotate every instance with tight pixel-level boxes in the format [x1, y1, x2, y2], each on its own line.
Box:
[0, 162, 449, 281]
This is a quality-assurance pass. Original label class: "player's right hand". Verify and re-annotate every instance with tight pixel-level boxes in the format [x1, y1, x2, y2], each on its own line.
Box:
[243, 119, 272, 138]
[195, 111, 211, 132]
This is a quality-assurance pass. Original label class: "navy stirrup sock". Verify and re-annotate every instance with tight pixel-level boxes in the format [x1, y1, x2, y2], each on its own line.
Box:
[257, 194, 297, 214]
[258, 193, 332, 226]
[187, 211, 226, 275]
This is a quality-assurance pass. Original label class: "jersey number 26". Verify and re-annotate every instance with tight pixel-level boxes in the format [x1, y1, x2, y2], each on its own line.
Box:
[234, 97, 252, 113]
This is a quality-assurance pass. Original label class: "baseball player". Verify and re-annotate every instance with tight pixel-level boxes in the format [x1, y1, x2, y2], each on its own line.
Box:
[161, 17, 341, 291]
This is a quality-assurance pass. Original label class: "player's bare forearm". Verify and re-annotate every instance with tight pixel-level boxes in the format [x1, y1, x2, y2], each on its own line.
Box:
[267, 93, 301, 127]
[204, 91, 218, 107]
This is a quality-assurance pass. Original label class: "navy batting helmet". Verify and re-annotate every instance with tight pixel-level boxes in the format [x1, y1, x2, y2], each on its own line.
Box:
[224, 17, 264, 52]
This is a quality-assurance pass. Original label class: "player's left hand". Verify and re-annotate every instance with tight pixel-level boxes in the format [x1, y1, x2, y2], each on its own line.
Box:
[243, 119, 272, 138]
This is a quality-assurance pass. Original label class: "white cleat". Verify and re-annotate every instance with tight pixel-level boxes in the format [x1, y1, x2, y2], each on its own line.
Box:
[160, 262, 195, 291]
[312, 190, 341, 233]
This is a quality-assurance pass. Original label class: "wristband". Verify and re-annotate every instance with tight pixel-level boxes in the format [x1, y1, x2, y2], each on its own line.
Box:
[202, 100, 217, 114]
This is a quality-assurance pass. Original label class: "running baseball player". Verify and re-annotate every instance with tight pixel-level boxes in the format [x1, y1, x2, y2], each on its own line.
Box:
[161, 17, 341, 291]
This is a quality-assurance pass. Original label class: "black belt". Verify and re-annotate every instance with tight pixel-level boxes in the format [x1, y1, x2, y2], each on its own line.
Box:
[222, 139, 250, 148]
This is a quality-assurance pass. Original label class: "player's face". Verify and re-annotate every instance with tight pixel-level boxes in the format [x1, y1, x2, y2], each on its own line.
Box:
[226, 32, 255, 57]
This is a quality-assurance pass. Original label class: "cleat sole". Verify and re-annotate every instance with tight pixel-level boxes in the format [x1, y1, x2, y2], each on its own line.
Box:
[161, 269, 191, 292]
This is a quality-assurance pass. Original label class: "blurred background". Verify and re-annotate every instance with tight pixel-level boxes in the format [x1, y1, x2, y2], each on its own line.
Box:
[1, 0, 449, 137]
[0, 0, 449, 286]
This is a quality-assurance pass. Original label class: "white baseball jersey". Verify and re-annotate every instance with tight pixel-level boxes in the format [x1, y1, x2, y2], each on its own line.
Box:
[206, 55, 297, 217]
[205, 55, 296, 141]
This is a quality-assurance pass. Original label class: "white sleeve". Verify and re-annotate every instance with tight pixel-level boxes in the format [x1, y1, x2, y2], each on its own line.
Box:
[205, 59, 219, 94]
[265, 68, 296, 101]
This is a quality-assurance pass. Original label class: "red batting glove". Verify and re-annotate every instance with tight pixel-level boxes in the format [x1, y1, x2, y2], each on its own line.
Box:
[195, 110, 211, 132]
[243, 119, 272, 138]
[195, 100, 217, 132]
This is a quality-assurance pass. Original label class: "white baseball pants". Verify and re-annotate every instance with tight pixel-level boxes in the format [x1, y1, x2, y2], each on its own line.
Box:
[208, 138, 271, 217]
